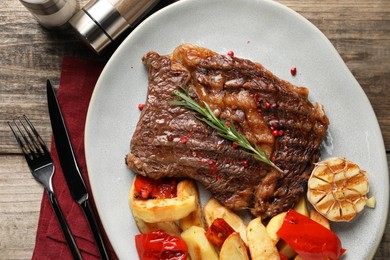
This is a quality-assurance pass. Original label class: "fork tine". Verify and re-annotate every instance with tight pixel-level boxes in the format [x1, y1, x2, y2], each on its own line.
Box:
[8, 120, 27, 152]
[19, 115, 48, 154]
[8, 115, 49, 161]
[8, 118, 35, 163]
[23, 115, 46, 146]
[14, 117, 39, 156]
[25, 115, 49, 154]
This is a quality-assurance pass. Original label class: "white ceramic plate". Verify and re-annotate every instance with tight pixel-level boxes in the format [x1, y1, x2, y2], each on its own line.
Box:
[84, 0, 389, 258]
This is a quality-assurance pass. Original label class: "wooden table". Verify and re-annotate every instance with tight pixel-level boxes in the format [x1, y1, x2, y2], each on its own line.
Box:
[0, 0, 389, 258]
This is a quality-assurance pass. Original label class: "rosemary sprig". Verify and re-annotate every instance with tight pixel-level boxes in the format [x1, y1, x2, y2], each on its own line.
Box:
[171, 88, 283, 172]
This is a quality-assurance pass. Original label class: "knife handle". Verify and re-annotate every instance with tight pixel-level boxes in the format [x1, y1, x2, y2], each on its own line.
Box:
[48, 191, 83, 260]
[81, 199, 110, 260]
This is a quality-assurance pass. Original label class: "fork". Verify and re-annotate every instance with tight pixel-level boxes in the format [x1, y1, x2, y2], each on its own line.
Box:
[9, 115, 83, 260]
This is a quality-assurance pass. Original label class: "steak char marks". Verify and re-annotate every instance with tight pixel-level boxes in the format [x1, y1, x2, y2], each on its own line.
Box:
[126, 44, 329, 219]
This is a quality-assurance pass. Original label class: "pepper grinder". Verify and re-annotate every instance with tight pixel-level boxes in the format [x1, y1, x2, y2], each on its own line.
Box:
[69, 0, 160, 53]
[19, 0, 78, 30]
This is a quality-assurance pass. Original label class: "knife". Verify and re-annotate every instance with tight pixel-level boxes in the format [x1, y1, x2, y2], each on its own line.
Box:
[46, 80, 110, 260]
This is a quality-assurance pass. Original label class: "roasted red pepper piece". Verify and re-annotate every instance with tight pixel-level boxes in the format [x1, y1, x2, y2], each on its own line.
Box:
[135, 230, 188, 260]
[134, 175, 177, 199]
[205, 217, 236, 249]
[277, 209, 346, 260]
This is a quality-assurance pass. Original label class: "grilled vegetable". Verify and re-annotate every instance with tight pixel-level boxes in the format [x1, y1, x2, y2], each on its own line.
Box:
[277, 209, 346, 260]
[205, 218, 235, 249]
[203, 198, 248, 245]
[135, 230, 188, 260]
[133, 175, 177, 199]
[307, 157, 375, 222]
[129, 175, 197, 223]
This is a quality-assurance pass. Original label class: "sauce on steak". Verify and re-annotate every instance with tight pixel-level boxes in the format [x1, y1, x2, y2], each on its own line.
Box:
[126, 44, 329, 219]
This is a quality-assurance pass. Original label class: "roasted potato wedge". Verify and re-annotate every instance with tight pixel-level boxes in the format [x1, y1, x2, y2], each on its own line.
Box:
[129, 177, 197, 223]
[294, 195, 309, 217]
[178, 180, 205, 230]
[278, 240, 297, 259]
[203, 198, 247, 244]
[133, 216, 182, 237]
[266, 212, 287, 245]
[310, 209, 330, 229]
[220, 232, 249, 260]
[181, 226, 219, 260]
[247, 217, 280, 260]
[274, 208, 298, 259]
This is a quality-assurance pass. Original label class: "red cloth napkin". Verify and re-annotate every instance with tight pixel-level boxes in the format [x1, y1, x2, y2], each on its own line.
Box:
[32, 56, 118, 259]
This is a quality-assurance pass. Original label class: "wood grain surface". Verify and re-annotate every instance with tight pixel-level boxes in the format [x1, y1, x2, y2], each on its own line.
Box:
[0, 0, 389, 259]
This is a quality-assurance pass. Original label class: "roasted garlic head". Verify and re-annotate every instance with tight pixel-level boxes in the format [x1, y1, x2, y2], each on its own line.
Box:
[307, 157, 375, 222]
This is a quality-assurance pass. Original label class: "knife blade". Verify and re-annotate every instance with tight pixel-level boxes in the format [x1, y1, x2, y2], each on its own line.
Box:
[46, 80, 110, 260]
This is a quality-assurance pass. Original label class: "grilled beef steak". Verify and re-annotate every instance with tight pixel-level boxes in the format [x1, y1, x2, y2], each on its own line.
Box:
[126, 44, 329, 219]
